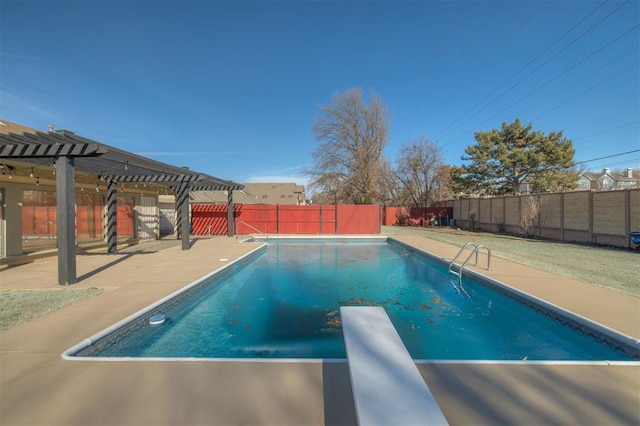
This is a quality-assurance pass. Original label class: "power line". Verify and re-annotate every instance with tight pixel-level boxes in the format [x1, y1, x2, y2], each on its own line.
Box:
[444, 22, 640, 146]
[574, 120, 640, 141]
[573, 120, 640, 147]
[587, 159, 639, 170]
[405, 1, 504, 132]
[434, 0, 627, 143]
[422, 0, 545, 119]
[391, 2, 472, 140]
[531, 59, 638, 122]
[521, 45, 637, 119]
[393, 2, 472, 141]
[482, 1, 549, 64]
[575, 149, 640, 165]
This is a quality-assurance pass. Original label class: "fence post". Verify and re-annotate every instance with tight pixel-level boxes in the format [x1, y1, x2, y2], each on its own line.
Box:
[625, 189, 631, 248]
[489, 197, 493, 232]
[560, 192, 565, 242]
[276, 204, 279, 234]
[319, 205, 323, 235]
[335, 204, 338, 235]
[588, 191, 594, 243]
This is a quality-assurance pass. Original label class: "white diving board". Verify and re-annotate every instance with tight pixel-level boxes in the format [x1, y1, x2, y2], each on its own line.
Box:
[340, 306, 449, 426]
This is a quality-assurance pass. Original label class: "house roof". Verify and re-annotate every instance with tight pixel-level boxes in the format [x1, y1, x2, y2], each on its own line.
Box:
[0, 119, 242, 191]
[190, 189, 260, 204]
[242, 182, 305, 204]
[578, 169, 639, 183]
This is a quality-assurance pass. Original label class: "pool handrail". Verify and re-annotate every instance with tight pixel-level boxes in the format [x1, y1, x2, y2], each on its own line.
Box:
[448, 242, 491, 285]
[235, 221, 267, 239]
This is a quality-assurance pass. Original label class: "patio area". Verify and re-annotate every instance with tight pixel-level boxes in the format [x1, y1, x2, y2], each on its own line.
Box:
[0, 234, 638, 425]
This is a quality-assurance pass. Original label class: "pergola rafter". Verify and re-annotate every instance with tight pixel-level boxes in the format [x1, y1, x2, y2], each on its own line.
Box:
[0, 131, 107, 158]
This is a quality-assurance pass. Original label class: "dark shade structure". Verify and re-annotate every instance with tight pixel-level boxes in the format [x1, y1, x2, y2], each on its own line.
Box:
[0, 128, 243, 285]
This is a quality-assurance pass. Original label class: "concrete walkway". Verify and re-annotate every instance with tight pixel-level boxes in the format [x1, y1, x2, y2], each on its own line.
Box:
[0, 234, 638, 425]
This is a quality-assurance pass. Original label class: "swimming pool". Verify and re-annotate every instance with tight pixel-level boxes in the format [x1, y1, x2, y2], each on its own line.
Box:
[64, 237, 639, 361]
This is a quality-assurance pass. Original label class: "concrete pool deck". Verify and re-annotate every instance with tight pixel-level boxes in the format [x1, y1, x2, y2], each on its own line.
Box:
[0, 234, 638, 425]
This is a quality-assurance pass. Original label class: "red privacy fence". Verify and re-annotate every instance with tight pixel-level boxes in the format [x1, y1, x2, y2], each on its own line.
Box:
[191, 204, 381, 235]
[382, 207, 453, 226]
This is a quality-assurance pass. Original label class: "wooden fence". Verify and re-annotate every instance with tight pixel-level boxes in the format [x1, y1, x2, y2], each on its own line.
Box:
[435, 188, 639, 249]
[21, 203, 135, 241]
[191, 204, 381, 235]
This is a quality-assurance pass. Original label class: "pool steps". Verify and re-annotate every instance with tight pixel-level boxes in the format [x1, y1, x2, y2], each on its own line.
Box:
[341, 306, 449, 426]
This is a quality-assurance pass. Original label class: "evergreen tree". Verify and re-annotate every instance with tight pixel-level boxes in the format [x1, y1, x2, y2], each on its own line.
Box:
[458, 119, 576, 195]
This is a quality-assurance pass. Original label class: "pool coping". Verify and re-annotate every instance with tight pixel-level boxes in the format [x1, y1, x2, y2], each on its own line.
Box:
[61, 235, 640, 365]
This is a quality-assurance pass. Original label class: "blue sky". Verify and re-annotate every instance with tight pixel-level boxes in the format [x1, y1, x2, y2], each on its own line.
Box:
[1, 0, 638, 186]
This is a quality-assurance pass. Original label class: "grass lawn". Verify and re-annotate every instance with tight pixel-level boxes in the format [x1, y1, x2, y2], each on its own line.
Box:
[0, 288, 103, 330]
[383, 225, 640, 297]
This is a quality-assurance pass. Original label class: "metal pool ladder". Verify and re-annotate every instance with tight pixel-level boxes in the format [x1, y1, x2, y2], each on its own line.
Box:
[448, 243, 491, 287]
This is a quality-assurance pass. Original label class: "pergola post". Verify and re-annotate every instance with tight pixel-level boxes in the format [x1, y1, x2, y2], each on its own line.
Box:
[55, 156, 77, 285]
[176, 182, 190, 250]
[227, 189, 234, 237]
[106, 180, 118, 253]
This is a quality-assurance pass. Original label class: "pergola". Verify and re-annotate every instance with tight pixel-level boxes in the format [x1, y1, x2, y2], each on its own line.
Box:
[0, 129, 243, 285]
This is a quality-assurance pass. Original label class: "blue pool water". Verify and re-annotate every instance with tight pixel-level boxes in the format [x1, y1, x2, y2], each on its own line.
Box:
[77, 239, 636, 360]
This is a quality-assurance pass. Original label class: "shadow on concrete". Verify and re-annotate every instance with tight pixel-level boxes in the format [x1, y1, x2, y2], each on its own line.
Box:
[417, 363, 640, 425]
[322, 360, 357, 426]
[76, 253, 138, 282]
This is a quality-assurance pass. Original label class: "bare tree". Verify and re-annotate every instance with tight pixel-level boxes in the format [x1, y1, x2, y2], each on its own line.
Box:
[393, 136, 450, 208]
[377, 158, 407, 207]
[308, 88, 389, 204]
[520, 195, 543, 238]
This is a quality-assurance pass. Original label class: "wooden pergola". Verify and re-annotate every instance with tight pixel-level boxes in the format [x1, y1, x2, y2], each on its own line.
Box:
[0, 129, 243, 285]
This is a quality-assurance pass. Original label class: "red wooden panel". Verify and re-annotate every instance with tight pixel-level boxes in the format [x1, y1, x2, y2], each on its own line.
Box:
[191, 204, 236, 236]
[25, 206, 56, 237]
[75, 204, 103, 240]
[76, 206, 90, 237]
[383, 206, 453, 227]
[93, 205, 104, 236]
[191, 203, 382, 236]
[278, 205, 321, 234]
[337, 205, 380, 234]
[235, 205, 277, 234]
[47, 207, 57, 236]
[383, 207, 406, 225]
[22, 206, 34, 235]
[117, 205, 134, 237]
[320, 205, 337, 234]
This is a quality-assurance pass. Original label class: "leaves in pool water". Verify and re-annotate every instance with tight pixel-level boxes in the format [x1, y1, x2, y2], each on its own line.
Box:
[327, 316, 342, 326]
[340, 297, 365, 305]
[229, 319, 239, 325]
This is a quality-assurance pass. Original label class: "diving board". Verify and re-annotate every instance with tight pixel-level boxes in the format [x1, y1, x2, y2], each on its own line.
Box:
[340, 306, 449, 426]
